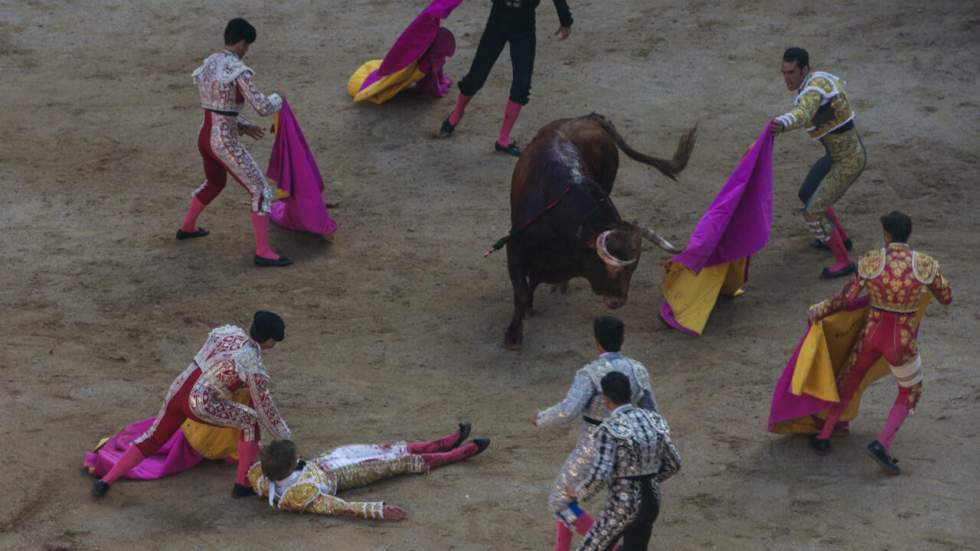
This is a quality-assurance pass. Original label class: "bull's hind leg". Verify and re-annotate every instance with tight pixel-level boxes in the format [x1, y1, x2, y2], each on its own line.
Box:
[526, 277, 542, 316]
[504, 244, 530, 350]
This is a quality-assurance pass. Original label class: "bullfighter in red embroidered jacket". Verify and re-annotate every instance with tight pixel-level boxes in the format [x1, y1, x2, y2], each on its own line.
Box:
[807, 211, 952, 474]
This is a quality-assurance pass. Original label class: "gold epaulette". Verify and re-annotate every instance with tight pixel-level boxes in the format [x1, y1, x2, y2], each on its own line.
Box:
[248, 462, 268, 495]
[858, 248, 886, 279]
[912, 251, 938, 284]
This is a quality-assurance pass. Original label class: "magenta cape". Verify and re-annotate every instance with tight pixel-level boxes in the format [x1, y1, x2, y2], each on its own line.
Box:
[358, 0, 462, 97]
[83, 418, 204, 480]
[660, 125, 774, 333]
[268, 100, 338, 236]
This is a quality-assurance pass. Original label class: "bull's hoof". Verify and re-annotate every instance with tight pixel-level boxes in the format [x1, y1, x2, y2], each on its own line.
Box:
[503, 331, 523, 351]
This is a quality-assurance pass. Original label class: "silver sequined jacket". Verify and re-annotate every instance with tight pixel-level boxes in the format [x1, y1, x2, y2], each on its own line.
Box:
[536, 353, 657, 427]
[577, 405, 681, 500]
[191, 325, 291, 441]
[192, 50, 282, 118]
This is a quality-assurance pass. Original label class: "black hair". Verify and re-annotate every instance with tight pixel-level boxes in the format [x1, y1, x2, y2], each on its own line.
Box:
[783, 47, 810, 69]
[261, 440, 298, 482]
[880, 211, 912, 243]
[250, 310, 285, 342]
[225, 18, 257, 46]
[593, 316, 625, 352]
[601, 371, 632, 406]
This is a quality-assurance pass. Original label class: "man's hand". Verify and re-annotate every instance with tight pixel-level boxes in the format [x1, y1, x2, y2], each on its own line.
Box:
[533, 411, 540, 426]
[770, 119, 786, 134]
[555, 26, 571, 41]
[242, 125, 265, 140]
[383, 505, 407, 521]
[807, 304, 822, 323]
[565, 485, 577, 499]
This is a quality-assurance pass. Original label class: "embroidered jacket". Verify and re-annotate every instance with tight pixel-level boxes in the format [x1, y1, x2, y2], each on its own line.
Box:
[576, 405, 681, 500]
[775, 71, 855, 139]
[192, 49, 282, 127]
[537, 352, 658, 427]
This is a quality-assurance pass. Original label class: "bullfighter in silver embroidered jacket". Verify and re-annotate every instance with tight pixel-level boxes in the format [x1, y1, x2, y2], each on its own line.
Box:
[176, 18, 293, 267]
[535, 317, 657, 547]
[573, 372, 680, 551]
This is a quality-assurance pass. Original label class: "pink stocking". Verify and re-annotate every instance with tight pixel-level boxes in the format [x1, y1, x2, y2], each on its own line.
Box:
[100, 445, 145, 485]
[421, 441, 478, 470]
[497, 100, 523, 147]
[448, 94, 473, 126]
[180, 197, 207, 233]
[825, 208, 849, 242]
[825, 225, 853, 273]
[878, 398, 910, 453]
[249, 212, 280, 260]
[236, 440, 259, 486]
[554, 520, 573, 551]
[407, 428, 461, 454]
[573, 512, 594, 536]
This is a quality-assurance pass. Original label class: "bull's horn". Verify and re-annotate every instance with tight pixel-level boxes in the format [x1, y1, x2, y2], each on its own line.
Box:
[633, 222, 680, 254]
[596, 230, 638, 268]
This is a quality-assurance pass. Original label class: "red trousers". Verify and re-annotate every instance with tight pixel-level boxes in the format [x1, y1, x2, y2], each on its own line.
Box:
[193, 111, 259, 208]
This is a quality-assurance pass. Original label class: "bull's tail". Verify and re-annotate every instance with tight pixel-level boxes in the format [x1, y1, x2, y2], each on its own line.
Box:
[589, 113, 697, 181]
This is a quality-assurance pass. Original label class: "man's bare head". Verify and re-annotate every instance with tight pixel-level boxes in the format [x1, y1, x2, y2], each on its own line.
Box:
[261, 440, 298, 482]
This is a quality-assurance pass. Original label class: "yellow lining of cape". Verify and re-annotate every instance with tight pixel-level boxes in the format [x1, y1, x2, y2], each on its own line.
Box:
[348, 59, 426, 104]
[660, 258, 747, 335]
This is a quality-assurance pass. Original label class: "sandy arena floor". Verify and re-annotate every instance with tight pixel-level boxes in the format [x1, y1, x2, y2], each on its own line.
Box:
[1, 1, 978, 549]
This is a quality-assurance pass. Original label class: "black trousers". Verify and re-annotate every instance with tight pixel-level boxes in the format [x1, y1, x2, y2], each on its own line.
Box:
[799, 152, 832, 204]
[458, 7, 536, 104]
[617, 480, 661, 551]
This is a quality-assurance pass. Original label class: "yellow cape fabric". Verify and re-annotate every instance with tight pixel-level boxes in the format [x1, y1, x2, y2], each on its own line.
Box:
[179, 388, 250, 460]
[660, 258, 747, 335]
[770, 295, 931, 434]
[348, 59, 426, 104]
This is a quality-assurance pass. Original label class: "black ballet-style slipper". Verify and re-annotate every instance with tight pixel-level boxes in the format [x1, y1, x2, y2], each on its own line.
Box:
[254, 255, 294, 268]
[450, 422, 472, 449]
[472, 437, 491, 454]
[820, 261, 856, 279]
[232, 483, 257, 498]
[866, 441, 901, 476]
[494, 141, 521, 157]
[438, 118, 456, 138]
[809, 435, 831, 456]
[810, 238, 852, 252]
[176, 228, 209, 240]
[92, 480, 110, 498]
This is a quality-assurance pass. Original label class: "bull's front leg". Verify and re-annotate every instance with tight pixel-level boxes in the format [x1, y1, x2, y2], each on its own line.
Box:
[504, 243, 530, 350]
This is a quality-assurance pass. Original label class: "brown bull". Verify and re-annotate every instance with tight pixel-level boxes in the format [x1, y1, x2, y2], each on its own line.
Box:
[502, 113, 696, 350]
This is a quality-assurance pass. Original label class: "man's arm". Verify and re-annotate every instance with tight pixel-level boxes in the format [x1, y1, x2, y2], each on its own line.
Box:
[574, 428, 615, 501]
[773, 89, 821, 133]
[928, 266, 952, 305]
[235, 70, 282, 116]
[552, 0, 573, 28]
[809, 274, 865, 322]
[536, 370, 594, 427]
[653, 433, 681, 483]
[246, 372, 292, 441]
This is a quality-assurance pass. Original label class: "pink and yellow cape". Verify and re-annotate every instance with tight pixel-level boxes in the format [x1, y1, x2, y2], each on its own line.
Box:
[347, 0, 462, 104]
[768, 295, 930, 434]
[660, 124, 774, 335]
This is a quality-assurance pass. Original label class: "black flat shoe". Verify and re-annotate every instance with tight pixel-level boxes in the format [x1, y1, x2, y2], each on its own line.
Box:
[92, 480, 110, 498]
[866, 440, 901, 475]
[472, 437, 491, 454]
[494, 141, 521, 157]
[820, 262, 856, 279]
[176, 228, 209, 240]
[232, 483, 256, 498]
[451, 422, 472, 449]
[438, 118, 456, 138]
[810, 435, 831, 456]
[254, 255, 294, 267]
[810, 238, 852, 252]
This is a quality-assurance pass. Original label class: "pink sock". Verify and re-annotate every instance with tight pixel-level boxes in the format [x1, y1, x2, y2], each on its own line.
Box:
[448, 94, 472, 125]
[100, 445, 145, 485]
[878, 401, 910, 453]
[573, 512, 594, 536]
[180, 197, 207, 232]
[554, 520, 573, 551]
[497, 100, 523, 147]
[421, 441, 478, 470]
[826, 208, 849, 242]
[825, 225, 853, 272]
[249, 212, 279, 259]
[407, 429, 460, 454]
[236, 440, 259, 486]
